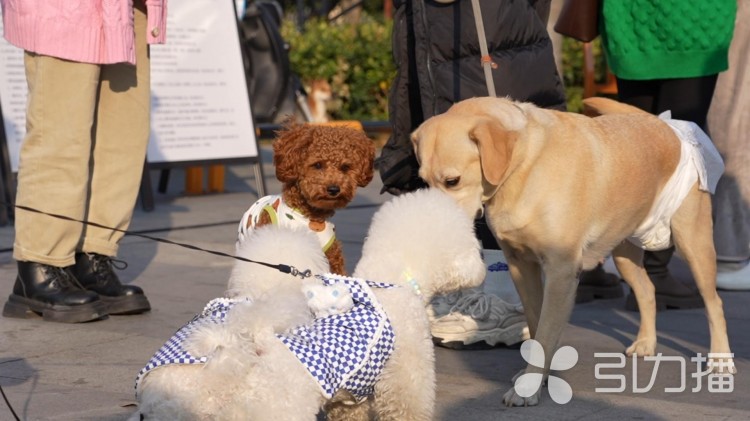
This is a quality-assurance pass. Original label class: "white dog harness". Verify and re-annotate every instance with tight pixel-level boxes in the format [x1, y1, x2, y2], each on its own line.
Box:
[133, 275, 396, 403]
[629, 113, 724, 251]
[277, 274, 396, 403]
[237, 194, 336, 251]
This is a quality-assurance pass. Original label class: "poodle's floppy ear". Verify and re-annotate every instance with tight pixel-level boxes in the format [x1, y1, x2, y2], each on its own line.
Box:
[350, 131, 376, 187]
[274, 121, 313, 183]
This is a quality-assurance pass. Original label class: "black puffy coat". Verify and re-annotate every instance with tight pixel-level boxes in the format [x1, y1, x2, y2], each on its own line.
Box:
[376, 0, 566, 194]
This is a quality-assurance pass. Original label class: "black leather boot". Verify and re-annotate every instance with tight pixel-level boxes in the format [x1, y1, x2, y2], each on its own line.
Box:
[73, 252, 151, 315]
[576, 263, 624, 303]
[625, 247, 704, 311]
[3, 261, 108, 323]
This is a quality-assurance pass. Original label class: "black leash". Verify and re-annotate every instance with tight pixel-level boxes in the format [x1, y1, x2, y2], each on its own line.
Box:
[2, 202, 318, 419]
[10, 204, 313, 279]
[0, 384, 20, 421]
[0, 220, 240, 254]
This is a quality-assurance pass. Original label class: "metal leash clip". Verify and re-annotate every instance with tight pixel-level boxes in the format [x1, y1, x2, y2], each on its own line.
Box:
[288, 266, 313, 279]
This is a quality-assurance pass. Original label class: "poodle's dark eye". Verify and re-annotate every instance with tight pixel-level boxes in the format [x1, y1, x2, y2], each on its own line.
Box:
[445, 177, 460, 188]
[340, 164, 351, 173]
[312, 162, 324, 170]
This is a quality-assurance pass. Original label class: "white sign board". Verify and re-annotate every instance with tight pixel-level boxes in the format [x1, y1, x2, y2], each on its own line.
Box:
[148, 0, 257, 163]
[0, 0, 258, 171]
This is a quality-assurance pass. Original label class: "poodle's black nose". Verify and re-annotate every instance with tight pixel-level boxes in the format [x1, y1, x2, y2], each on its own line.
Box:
[327, 185, 340, 196]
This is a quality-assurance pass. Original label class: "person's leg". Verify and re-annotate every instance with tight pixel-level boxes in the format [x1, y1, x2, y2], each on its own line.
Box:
[656, 75, 717, 128]
[72, 2, 152, 315]
[614, 77, 659, 114]
[709, 3, 750, 289]
[4, 53, 106, 323]
[13, 54, 100, 265]
[82, 3, 151, 255]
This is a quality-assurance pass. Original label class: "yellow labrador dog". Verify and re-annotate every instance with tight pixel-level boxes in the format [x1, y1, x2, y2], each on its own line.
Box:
[411, 96, 734, 406]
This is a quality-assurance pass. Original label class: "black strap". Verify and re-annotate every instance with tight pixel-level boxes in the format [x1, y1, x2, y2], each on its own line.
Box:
[11, 204, 312, 279]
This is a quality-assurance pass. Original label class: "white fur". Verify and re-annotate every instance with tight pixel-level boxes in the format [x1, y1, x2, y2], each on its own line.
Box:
[133, 188, 485, 421]
[134, 226, 329, 421]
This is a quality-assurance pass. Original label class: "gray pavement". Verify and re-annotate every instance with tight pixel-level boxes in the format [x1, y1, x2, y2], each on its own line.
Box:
[0, 143, 748, 420]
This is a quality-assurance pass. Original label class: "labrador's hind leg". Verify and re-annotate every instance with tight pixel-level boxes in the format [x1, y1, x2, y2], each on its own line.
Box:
[612, 241, 658, 356]
[671, 188, 734, 373]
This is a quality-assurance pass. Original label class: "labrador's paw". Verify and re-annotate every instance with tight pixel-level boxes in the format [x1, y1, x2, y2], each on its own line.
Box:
[625, 338, 656, 357]
[511, 368, 547, 386]
[503, 386, 541, 407]
[709, 355, 737, 375]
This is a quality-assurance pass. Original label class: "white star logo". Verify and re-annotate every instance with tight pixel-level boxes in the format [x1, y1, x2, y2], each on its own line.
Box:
[513, 339, 578, 404]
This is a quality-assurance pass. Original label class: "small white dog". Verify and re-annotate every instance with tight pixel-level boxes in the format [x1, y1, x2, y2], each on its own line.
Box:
[133, 226, 329, 420]
[132, 188, 486, 420]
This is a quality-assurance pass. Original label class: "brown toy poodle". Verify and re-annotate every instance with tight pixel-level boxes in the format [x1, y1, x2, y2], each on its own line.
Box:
[237, 122, 375, 275]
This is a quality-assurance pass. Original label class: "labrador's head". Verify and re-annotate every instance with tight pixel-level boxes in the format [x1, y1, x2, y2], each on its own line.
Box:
[410, 97, 527, 219]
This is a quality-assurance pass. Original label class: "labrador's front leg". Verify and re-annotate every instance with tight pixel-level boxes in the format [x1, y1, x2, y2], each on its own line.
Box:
[503, 259, 579, 407]
[501, 243, 543, 338]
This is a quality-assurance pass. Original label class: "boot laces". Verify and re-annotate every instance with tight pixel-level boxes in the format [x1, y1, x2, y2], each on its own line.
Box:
[42, 265, 77, 289]
[89, 254, 128, 283]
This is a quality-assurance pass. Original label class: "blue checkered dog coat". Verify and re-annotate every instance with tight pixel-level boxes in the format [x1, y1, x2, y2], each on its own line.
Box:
[134, 274, 396, 403]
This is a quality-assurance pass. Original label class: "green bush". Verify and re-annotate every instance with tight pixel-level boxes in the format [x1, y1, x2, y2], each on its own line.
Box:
[281, 16, 395, 121]
[283, 17, 608, 119]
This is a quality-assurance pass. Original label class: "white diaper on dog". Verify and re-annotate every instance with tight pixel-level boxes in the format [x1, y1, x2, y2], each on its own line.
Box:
[629, 112, 724, 251]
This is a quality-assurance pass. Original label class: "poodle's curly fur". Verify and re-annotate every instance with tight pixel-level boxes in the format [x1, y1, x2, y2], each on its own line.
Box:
[133, 189, 486, 421]
[256, 122, 375, 275]
[134, 226, 329, 421]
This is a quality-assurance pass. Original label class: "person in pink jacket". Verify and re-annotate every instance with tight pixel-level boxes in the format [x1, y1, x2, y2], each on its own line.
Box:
[1, 0, 168, 323]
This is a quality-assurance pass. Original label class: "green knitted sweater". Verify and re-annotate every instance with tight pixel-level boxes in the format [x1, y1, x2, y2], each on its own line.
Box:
[601, 0, 737, 80]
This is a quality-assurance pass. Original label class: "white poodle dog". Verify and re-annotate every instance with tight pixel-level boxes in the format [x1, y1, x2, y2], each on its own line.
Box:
[132, 188, 486, 421]
[133, 225, 329, 420]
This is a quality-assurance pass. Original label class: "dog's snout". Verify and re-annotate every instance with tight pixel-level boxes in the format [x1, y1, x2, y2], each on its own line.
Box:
[327, 185, 341, 196]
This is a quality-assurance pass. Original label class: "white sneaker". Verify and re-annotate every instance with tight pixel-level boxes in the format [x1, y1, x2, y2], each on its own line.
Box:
[716, 260, 750, 290]
[429, 290, 529, 349]
[427, 290, 467, 321]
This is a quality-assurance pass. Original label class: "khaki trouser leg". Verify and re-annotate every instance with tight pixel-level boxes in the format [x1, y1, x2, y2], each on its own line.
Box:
[13, 55, 101, 267]
[14, 4, 150, 264]
[82, 4, 150, 256]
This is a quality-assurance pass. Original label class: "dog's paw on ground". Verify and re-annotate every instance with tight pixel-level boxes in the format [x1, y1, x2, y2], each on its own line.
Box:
[503, 386, 541, 407]
[709, 355, 737, 374]
[625, 337, 657, 357]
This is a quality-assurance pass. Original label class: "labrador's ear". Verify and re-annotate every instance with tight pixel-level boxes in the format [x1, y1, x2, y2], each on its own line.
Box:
[470, 120, 517, 186]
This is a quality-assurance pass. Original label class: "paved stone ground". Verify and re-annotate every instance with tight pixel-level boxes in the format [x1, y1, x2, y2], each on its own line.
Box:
[0, 145, 748, 420]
